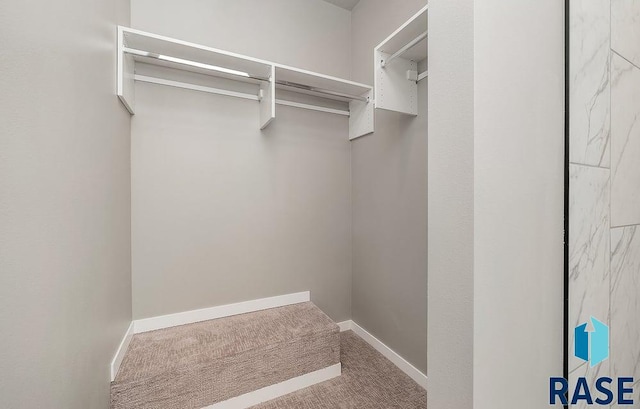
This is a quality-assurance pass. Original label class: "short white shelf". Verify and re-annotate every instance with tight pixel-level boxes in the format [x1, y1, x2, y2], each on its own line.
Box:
[374, 5, 428, 115]
[117, 26, 374, 140]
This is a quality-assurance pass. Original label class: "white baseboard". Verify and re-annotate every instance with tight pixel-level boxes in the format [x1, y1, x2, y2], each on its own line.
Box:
[133, 291, 311, 333]
[336, 320, 352, 332]
[342, 320, 427, 390]
[110, 321, 134, 381]
[202, 363, 341, 409]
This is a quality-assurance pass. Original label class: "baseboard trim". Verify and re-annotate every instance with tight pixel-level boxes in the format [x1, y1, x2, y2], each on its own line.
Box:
[336, 320, 352, 332]
[133, 291, 311, 334]
[110, 321, 134, 381]
[343, 320, 427, 390]
[202, 363, 341, 409]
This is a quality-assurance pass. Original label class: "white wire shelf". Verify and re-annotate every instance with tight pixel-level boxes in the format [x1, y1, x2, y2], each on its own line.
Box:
[117, 26, 374, 139]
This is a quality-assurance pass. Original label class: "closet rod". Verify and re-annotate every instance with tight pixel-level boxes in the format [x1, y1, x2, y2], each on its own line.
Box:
[124, 47, 368, 103]
[134, 74, 260, 101]
[417, 71, 428, 82]
[134, 74, 350, 116]
[276, 81, 368, 102]
[381, 31, 428, 68]
[275, 99, 350, 116]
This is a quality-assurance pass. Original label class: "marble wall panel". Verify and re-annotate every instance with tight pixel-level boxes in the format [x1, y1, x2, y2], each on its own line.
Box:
[569, 164, 611, 372]
[611, 54, 640, 227]
[570, 0, 611, 167]
[610, 226, 640, 385]
[612, 0, 640, 68]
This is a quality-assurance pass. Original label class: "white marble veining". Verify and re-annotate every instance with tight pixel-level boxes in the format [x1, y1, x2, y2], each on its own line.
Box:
[610, 226, 640, 385]
[571, 0, 640, 400]
[570, 0, 611, 167]
[611, 54, 640, 227]
[569, 164, 610, 372]
[612, 0, 640, 69]
[569, 360, 610, 409]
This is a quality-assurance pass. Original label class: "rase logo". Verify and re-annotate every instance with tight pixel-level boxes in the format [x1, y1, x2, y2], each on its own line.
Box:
[574, 316, 609, 367]
[549, 316, 635, 406]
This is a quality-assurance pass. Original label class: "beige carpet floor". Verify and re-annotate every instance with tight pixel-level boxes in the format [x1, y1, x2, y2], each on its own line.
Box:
[253, 330, 427, 409]
[111, 303, 340, 409]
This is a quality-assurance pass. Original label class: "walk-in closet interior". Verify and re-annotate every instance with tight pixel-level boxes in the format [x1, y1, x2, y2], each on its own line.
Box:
[3, 0, 572, 407]
[123, 1, 427, 406]
[4, 1, 427, 408]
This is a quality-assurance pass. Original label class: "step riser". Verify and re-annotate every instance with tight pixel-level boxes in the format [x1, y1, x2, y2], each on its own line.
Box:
[205, 363, 341, 409]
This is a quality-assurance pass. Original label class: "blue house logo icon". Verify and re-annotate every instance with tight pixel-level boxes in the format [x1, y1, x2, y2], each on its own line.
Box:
[575, 316, 609, 367]
[550, 317, 630, 405]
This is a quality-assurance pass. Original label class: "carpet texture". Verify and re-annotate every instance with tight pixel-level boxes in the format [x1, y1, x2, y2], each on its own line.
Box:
[253, 330, 427, 409]
[111, 302, 340, 409]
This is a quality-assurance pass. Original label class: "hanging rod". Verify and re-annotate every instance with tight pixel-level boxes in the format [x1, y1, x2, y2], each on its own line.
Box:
[275, 99, 350, 116]
[276, 80, 368, 102]
[417, 71, 428, 82]
[135, 74, 260, 101]
[124, 47, 368, 103]
[133, 75, 350, 116]
[381, 31, 428, 68]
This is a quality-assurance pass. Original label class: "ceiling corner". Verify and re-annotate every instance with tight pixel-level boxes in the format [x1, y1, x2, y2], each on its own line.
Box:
[320, 0, 361, 12]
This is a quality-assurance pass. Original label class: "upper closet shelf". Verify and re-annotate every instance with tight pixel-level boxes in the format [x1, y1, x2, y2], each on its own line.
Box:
[117, 26, 374, 140]
[374, 5, 428, 115]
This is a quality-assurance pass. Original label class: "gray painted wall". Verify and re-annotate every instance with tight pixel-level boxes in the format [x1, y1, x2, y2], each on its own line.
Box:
[473, 0, 564, 407]
[131, 0, 352, 79]
[427, 0, 475, 406]
[350, 0, 428, 374]
[130, 0, 353, 321]
[427, 0, 564, 407]
[0, 0, 132, 407]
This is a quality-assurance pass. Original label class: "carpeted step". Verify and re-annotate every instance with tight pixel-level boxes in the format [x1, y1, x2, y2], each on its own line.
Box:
[110, 301, 340, 409]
